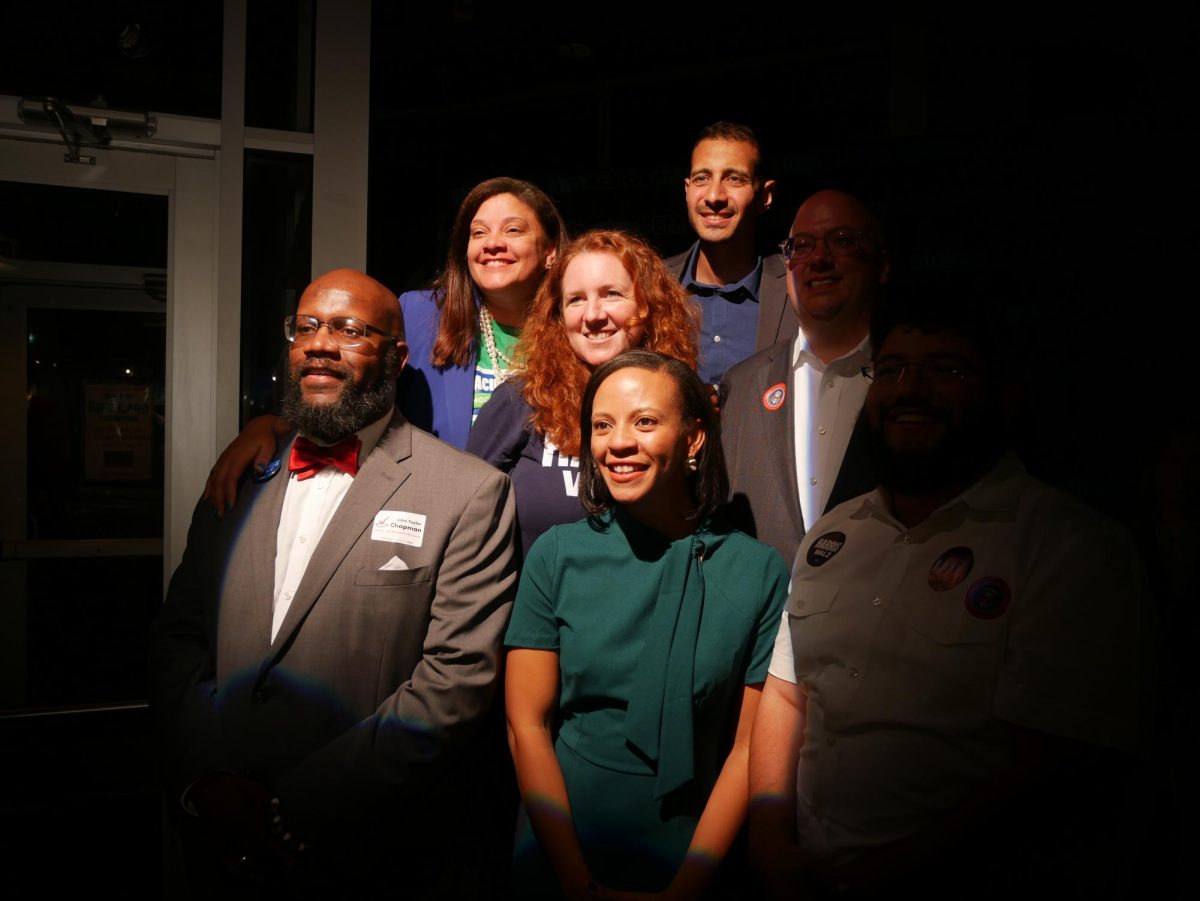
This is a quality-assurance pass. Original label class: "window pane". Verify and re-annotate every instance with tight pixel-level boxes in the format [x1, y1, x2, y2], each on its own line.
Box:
[240, 150, 313, 424]
[28, 308, 165, 540]
[245, 0, 315, 132]
[1, 181, 166, 713]
[0, 4, 221, 118]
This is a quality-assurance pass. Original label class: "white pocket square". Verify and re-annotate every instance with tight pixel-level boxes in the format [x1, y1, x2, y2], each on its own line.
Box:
[378, 556, 409, 571]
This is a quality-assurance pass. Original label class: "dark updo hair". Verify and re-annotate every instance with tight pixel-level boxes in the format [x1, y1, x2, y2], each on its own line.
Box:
[578, 349, 728, 520]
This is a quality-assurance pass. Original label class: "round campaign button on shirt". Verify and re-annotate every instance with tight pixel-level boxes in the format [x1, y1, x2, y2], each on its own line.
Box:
[929, 546, 975, 591]
[762, 383, 786, 411]
[964, 576, 1012, 620]
[253, 457, 283, 483]
[806, 531, 846, 567]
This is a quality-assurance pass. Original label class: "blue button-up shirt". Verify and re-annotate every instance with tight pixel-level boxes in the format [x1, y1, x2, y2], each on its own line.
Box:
[681, 245, 765, 384]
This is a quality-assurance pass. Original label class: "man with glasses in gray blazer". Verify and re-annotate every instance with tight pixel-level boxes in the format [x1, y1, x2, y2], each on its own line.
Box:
[720, 189, 890, 567]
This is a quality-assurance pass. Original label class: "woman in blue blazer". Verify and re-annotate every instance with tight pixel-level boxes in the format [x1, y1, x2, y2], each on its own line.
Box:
[397, 177, 566, 449]
[204, 177, 566, 507]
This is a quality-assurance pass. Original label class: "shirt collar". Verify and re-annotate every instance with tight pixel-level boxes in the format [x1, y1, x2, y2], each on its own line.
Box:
[856, 452, 1026, 526]
[793, 330, 872, 373]
[298, 408, 392, 463]
[682, 242, 764, 302]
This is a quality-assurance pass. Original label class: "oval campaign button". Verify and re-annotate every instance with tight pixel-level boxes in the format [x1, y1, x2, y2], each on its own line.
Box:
[253, 457, 283, 483]
[929, 546, 974, 591]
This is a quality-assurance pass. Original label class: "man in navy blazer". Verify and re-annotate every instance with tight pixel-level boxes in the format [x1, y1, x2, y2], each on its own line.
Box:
[151, 269, 518, 893]
[720, 190, 890, 566]
[664, 122, 798, 385]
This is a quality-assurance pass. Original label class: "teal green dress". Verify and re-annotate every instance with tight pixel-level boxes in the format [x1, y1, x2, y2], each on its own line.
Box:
[505, 510, 789, 894]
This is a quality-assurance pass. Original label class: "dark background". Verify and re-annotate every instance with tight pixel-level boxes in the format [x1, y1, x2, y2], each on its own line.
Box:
[4, 5, 1196, 518]
[1, 3, 1194, 894]
[4, 3, 1195, 513]
[364, 8, 1198, 529]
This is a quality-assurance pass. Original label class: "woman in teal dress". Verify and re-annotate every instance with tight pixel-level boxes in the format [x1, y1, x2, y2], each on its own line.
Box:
[505, 350, 790, 898]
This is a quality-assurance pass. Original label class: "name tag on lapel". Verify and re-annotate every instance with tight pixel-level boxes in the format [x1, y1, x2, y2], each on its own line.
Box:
[372, 510, 426, 547]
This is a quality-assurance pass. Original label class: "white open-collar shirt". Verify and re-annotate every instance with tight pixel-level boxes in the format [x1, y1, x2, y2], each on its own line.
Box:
[272, 410, 392, 641]
[792, 333, 872, 532]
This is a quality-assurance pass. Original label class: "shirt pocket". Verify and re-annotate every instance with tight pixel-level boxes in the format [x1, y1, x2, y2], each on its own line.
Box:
[786, 582, 839, 618]
[353, 565, 433, 588]
[901, 591, 1006, 646]
[892, 589, 1008, 712]
[783, 583, 840, 679]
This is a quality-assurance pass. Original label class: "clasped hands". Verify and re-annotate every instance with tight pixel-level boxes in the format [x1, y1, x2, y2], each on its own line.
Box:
[188, 772, 305, 880]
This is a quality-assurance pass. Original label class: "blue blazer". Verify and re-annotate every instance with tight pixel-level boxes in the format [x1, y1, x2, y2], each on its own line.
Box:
[397, 289, 475, 451]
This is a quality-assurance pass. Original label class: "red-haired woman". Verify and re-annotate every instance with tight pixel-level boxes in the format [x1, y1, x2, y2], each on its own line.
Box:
[466, 229, 699, 556]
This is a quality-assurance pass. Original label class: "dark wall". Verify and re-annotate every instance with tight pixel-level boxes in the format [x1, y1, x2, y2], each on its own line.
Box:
[367, 11, 1198, 524]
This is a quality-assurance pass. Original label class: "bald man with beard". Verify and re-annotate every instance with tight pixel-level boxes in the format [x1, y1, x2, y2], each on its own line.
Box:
[151, 269, 519, 895]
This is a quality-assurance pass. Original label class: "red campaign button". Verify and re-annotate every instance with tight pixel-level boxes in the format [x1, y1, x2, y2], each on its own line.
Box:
[963, 576, 1011, 619]
[762, 382, 786, 411]
[929, 546, 974, 591]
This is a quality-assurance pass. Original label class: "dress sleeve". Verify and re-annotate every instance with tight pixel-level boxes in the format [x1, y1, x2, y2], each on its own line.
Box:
[744, 550, 791, 685]
[465, 379, 531, 473]
[504, 528, 561, 650]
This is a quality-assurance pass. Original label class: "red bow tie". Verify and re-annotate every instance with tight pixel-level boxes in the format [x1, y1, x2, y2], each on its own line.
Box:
[288, 435, 362, 480]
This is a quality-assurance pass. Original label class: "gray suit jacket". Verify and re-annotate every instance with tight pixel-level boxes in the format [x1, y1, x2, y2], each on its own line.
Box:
[665, 243, 798, 356]
[150, 411, 518, 843]
[720, 339, 876, 568]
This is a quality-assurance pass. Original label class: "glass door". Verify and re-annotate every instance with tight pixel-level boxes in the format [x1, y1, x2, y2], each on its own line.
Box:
[0, 128, 219, 894]
[0, 189, 167, 709]
[0, 145, 218, 714]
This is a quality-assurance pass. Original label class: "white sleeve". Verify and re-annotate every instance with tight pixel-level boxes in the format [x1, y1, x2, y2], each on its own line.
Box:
[767, 608, 800, 684]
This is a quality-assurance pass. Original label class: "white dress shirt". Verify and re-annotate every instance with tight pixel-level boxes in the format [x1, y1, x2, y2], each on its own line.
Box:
[792, 334, 871, 532]
[271, 411, 392, 641]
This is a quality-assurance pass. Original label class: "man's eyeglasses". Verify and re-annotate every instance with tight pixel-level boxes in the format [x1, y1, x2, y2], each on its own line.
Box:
[284, 315, 402, 349]
[779, 228, 874, 264]
[862, 360, 978, 385]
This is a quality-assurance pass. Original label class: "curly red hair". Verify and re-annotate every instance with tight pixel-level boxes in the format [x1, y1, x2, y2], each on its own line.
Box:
[517, 230, 700, 456]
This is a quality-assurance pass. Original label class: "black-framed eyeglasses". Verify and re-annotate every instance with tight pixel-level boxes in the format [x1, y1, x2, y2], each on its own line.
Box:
[861, 360, 978, 385]
[779, 228, 874, 264]
[284, 315, 402, 349]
